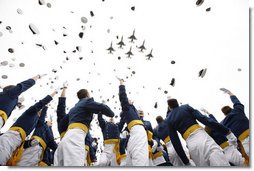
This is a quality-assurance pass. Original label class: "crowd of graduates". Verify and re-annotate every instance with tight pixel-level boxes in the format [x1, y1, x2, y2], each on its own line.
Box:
[0, 74, 249, 166]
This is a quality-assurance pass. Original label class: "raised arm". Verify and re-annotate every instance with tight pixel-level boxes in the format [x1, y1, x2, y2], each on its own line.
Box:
[37, 106, 48, 125]
[190, 106, 229, 135]
[86, 101, 114, 117]
[119, 84, 130, 112]
[98, 114, 106, 129]
[46, 126, 58, 151]
[230, 95, 244, 114]
[116, 116, 125, 132]
[220, 88, 244, 114]
[57, 83, 68, 123]
[4, 74, 47, 99]
[26, 90, 56, 114]
[57, 97, 66, 124]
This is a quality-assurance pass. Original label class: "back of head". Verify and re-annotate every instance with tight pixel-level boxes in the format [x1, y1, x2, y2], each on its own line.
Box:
[156, 115, 164, 124]
[3, 85, 15, 92]
[77, 89, 89, 99]
[221, 106, 232, 116]
[167, 98, 179, 109]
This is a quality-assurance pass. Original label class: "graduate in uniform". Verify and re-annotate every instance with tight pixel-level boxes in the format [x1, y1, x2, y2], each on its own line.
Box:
[165, 98, 236, 166]
[118, 78, 149, 166]
[220, 88, 249, 158]
[0, 74, 45, 129]
[0, 90, 56, 166]
[17, 106, 58, 166]
[55, 88, 114, 166]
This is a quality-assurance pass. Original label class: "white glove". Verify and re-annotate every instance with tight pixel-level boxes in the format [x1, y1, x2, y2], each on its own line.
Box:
[152, 140, 158, 153]
[92, 141, 97, 148]
[39, 73, 47, 79]
[226, 132, 237, 147]
[120, 130, 128, 139]
[200, 108, 209, 114]
[18, 96, 25, 103]
[220, 88, 230, 94]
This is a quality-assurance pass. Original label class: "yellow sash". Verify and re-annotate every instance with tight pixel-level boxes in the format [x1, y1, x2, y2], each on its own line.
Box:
[60, 131, 66, 140]
[6, 142, 25, 166]
[238, 129, 249, 143]
[183, 124, 202, 140]
[104, 139, 121, 165]
[127, 120, 144, 130]
[152, 151, 163, 160]
[0, 110, 8, 125]
[67, 123, 88, 134]
[164, 136, 171, 144]
[38, 161, 48, 166]
[85, 145, 92, 166]
[219, 141, 229, 149]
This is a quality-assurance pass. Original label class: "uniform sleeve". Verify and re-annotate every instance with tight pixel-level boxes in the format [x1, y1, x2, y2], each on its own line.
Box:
[57, 97, 66, 124]
[86, 101, 115, 117]
[230, 95, 245, 114]
[4, 78, 35, 99]
[26, 95, 53, 115]
[189, 106, 229, 135]
[208, 114, 218, 122]
[119, 85, 129, 112]
[116, 116, 125, 132]
[98, 114, 106, 129]
[168, 125, 190, 165]
[47, 127, 58, 151]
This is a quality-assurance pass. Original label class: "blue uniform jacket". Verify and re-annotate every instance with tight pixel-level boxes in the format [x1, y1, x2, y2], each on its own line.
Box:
[56, 97, 69, 135]
[119, 85, 141, 125]
[33, 106, 58, 152]
[166, 104, 230, 165]
[0, 78, 35, 117]
[11, 95, 53, 136]
[154, 121, 170, 143]
[68, 97, 114, 128]
[98, 114, 123, 140]
[221, 95, 249, 138]
[206, 114, 228, 146]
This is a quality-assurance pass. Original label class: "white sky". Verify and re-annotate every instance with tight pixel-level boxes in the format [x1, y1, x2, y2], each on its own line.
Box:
[0, 0, 250, 152]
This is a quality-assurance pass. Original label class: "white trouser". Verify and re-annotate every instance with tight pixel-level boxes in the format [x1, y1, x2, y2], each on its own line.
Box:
[120, 156, 127, 166]
[242, 136, 249, 157]
[16, 144, 43, 166]
[223, 144, 244, 166]
[149, 158, 154, 166]
[0, 130, 22, 165]
[186, 128, 230, 166]
[54, 128, 86, 166]
[153, 155, 166, 166]
[126, 125, 149, 166]
[0, 117, 4, 129]
[166, 141, 185, 166]
[98, 143, 117, 166]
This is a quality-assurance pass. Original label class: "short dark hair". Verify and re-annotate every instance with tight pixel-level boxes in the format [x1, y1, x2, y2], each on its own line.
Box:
[3, 85, 15, 92]
[77, 89, 89, 99]
[167, 98, 179, 109]
[156, 116, 164, 124]
[221, 106, 232, 115]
